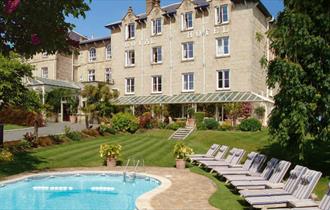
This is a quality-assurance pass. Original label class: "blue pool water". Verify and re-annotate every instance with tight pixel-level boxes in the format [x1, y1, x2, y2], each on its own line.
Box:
[0, 173, 160, 210]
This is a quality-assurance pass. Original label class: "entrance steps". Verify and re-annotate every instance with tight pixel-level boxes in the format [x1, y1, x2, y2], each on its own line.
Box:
[169, 127, 195, 140]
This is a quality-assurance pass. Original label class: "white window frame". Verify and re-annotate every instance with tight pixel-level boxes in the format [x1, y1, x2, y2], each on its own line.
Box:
[151, 46, 162, 64]
[105, 44, 112, 60]
[88, 69, 96, 82]
[182, 73, 194, 92]
[217, 69, 230, 90]
[152, 18, 162, 35]
[125, 50, 135, 67]
[215, 4, 229, 25]
[181, 12, 193, 31]
[105, 68, 112, 83]
[216, 36, 230, 57]
[151, 75, 162, 93]
[88, 48, 96, 62]
[41, 67, 48, 78]
[126, 23, 135, 40]
[182, 42, 194, 61]
[42, 52, 48, 58]
[125, 78, 135, 94]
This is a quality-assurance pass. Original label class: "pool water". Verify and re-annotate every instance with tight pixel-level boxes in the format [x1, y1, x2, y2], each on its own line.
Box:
[0, 173, 160, 210]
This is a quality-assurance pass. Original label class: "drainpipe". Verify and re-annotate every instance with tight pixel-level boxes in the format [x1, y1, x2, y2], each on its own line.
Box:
[202, 9, 206, 94]
[141, 23, 145, 96]
[169, 16, 173, 96]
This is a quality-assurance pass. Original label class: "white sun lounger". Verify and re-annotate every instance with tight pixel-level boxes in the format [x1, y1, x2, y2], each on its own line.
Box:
[191, 145, 229, 162]
[232, 160, 291, 190]
[213, 153, 266, 176]
[197, 147, 237, 167]
[189, 144, 220, 159]
[240, 165, 307, 198]
[199, 148, 245, 168]
[271, 182, 330, 210]
[223, 158, 279, 182]
[244, 169, 322, 209]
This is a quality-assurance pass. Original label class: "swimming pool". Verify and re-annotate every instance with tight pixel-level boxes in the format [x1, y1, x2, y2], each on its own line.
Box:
[0, 172, 161, 210]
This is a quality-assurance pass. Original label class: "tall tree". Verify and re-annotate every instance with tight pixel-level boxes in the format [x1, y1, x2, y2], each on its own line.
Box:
[0, 0, 90, 57]
[266, 0, 330, 157]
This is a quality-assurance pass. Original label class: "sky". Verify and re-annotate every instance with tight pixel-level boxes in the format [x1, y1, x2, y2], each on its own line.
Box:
[67, 0, 284, 39]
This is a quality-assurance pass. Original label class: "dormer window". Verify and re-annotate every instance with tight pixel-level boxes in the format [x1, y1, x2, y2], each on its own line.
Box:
[89, 48, 96, 62]
[216, 4, 229, 24]
[181, 12, 193, 31]
[152, 18, 162, 35]
[126, 23, 135, 40]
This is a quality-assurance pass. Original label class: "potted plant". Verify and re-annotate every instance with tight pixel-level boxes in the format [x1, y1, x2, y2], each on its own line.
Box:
[68, 96, 79, 123]
[99, 143, 122, 167]
[173, 142, 193, 169]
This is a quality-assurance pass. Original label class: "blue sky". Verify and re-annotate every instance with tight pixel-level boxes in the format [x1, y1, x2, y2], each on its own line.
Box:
[68, 0, 284, 39]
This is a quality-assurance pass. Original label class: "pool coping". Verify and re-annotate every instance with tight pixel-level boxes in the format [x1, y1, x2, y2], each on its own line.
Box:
[0, 170, 172, 210]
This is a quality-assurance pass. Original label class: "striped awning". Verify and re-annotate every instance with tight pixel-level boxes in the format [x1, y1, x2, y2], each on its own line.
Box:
[113, 91, 274, 105]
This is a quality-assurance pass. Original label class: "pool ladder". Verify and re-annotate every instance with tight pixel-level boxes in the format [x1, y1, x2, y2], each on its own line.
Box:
[123, 159, 144, 183]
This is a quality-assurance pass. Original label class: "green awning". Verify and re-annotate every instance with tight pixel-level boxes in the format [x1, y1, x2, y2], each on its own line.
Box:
[113, 91, 274, 106]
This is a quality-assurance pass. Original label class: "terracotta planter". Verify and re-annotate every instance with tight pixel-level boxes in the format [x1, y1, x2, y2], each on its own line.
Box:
[186, 118, 196, 127]
[176, 159, 186, 169]
[107, 157, 117, 167]
[69, 115, 77, 123]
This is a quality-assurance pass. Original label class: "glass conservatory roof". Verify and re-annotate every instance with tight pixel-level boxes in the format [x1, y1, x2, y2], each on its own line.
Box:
[113, 91, 273, 105]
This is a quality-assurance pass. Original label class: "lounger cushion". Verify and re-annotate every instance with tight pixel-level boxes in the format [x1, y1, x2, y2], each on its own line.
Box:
[240, 189, 291, 197]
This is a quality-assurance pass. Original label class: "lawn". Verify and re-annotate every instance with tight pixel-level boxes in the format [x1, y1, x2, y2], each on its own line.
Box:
[3, 124, 26, 130]
[0, 129, 328, 210]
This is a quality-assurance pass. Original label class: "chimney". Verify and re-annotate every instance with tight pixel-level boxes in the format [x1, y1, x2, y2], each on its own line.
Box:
[146, 0, 160, 14]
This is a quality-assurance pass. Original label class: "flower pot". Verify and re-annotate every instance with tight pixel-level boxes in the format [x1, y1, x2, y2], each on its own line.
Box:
[186, 118, 195, 127]
[176, 159, 186, 169]
[107, 157, 117, 167]
[69, 115, 77, 123]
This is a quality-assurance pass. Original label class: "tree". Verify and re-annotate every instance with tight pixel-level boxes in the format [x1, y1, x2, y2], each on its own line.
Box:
[0, 0, 91, 58]
[266, 0, 330, 158]
[0, 53, 33, 109]
[45, 88, 74, 121]
[224, 103, 242, 126]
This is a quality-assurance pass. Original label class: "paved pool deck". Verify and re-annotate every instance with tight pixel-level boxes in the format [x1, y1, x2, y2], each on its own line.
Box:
[1, 166, 218, 210]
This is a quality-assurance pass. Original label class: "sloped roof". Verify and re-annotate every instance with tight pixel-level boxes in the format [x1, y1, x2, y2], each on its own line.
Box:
[79, 36, 111, 45]
[26, 77, 81, 90]
[113, 91, 274, 105]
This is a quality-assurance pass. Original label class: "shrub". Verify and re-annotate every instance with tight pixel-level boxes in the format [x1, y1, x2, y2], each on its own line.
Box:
[194, 112, 205, 130]
[197, 122, 207, 130]
[204, 118, 219, 130]
[0, 106, 45, 126]
[99, 143, 122, 160]
[82, 129, 100, 137]
[24, 132, 38, 147]
[38, 136, 53, 147]
[187, 108, 195, 118]
[219, 121, 233, 131]
[239, 118, 262, 132]
[254, 106, 266, 119]
[139, 112, 153, 129]
[49, 135, 68, 144]
[166, 122, 185, 130]
[173, 142, 193, 160]
[111, 112, 139, 133]
[0, 149, 13, 162]
[64, 126, 81, 141]
[8, 140, 31, 152]
[176, 120, 186, 128]
[99, 125, 116, 135]
[158, 121, 167, 129]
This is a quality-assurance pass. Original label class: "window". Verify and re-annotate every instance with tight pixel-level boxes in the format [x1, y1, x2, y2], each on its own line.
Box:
[125, 50, 135, 66]
[106, 45, 111, 60]
[125, 78, 135, 94]
[216, 5, 229, 24]
[151, 47, 162, 64]
[152, 76, 162, 93]
[182, 73, 194, 92]
[88, 69, 95, 82]
[105, 68, 112, 83]
[41, 67, 48, 78]
[182, 42, 194, 60]
[42, 52, 48, 58]
[152, 18, 162, 35]
[126, 23, 135, 40]
[216, 37, 230, 56]
[217, 69, 230, 89]
[89, 48, 96, 62]
[181, 12, 193, 30]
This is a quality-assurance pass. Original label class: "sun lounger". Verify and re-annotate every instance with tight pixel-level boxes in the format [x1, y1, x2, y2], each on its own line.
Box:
[240, 165, 307, 198]
[271, 182, 330, 210]
[244, 169, 322, 209]
[213, 153, 266, 176]
[189, 144, 220, 159]
[199, 148, 245, 168]
[223, 158, 279, 182]
[191, 145, 229, 162]
[231, 160, 291, 190]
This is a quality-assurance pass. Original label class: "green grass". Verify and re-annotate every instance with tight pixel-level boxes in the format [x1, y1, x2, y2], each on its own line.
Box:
[3, 124, 26, 130]
[0, 129, 328, 210]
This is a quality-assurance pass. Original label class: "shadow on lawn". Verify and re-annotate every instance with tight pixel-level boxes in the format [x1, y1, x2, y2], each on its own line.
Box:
[0, 152, 46, 177]
[258, 141, 330, 176]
